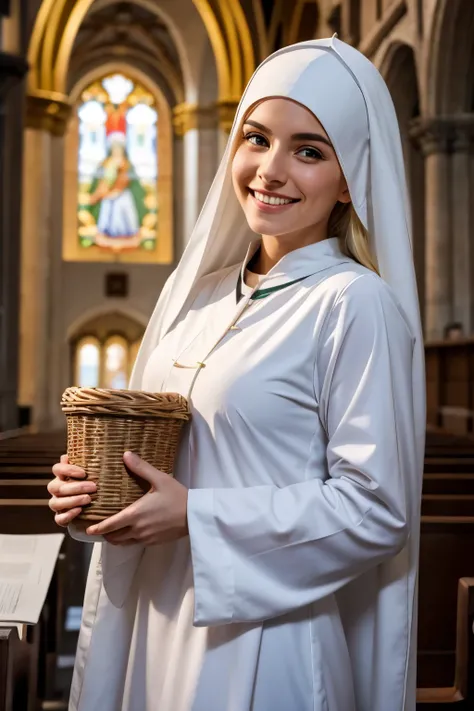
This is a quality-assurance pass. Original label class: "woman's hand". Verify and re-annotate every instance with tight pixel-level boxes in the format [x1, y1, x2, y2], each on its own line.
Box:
[85, 451, 189, 546]
[48, 455, 97, 527]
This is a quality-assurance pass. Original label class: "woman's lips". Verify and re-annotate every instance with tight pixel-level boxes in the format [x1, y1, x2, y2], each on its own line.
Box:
[248, 188, 300, 214]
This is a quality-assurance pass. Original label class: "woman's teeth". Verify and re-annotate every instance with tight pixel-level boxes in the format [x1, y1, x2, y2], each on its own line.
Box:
[253, 190, 295, 206]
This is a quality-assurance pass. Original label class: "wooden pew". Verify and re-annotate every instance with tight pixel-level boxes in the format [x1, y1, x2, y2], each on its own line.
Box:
[2, 425, 474, 708]
[0, 430, 70, 709]
[425, 339, 474, 434]
[417, 518, 474, 689]
[417, 429, 474, 705]
[0, 430, 66, 534]
[0, 625, 39, 711]
[417, 578, 474, 708]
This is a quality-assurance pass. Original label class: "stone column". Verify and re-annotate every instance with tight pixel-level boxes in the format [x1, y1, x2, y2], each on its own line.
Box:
[172, 102, 221, 247]
[0, 51, 28, 431]
[405, 119, 426, 329]
[411, 118, 453, 341]
[450, 118, 474, 333]
[18, 93, 70, 430]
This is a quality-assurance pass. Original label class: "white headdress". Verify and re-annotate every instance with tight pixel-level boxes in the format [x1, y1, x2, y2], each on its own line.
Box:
[130, 36, 425, 706]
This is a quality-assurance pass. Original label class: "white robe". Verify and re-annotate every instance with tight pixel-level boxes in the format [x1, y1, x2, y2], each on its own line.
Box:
[69, 238, 419, 711]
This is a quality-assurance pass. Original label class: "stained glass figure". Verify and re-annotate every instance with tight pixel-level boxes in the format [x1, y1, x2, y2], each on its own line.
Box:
[77, 73, 158, 254]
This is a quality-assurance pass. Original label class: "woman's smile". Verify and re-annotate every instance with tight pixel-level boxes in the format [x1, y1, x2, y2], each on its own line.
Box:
[248, 187, 301, 213]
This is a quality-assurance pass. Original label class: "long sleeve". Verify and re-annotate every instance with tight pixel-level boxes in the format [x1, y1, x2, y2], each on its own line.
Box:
[187, 274, 417, 626]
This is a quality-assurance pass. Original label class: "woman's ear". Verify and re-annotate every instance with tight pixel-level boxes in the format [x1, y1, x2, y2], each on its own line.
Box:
[338, 180, 352, 204]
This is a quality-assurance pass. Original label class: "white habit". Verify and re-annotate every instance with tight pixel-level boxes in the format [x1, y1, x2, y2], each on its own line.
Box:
[70, 238, 418, 711]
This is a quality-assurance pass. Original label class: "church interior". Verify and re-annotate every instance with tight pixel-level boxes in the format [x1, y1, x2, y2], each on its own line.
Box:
[1, 0, 474, 708]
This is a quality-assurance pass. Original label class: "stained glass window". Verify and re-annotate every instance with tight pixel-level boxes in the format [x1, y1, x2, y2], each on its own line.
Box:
[76, 337, 100, 387]
[77, 73, 158, 254]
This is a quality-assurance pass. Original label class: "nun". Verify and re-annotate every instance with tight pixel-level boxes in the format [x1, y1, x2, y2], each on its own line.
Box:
[48, 36, 426, 711]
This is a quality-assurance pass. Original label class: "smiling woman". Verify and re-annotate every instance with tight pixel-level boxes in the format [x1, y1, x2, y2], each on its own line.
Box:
[48, 37, 425, 711]
[231, 98, 377, 275]
[232, 98, 351, 272]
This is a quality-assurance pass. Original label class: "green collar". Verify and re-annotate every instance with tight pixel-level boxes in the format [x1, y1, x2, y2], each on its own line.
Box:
[236, 272, 308, 302]
[250, 276, 308, 300]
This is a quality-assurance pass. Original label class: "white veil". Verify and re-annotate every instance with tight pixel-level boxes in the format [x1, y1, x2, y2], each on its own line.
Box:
[129, 36, 426, 707]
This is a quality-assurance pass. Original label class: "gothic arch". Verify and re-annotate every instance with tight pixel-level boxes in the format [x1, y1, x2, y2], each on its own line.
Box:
[29, 0, 198, 99]
[381, 41, 425, 322]
[286, 0, 319, 46]
[27, 0, 255, 106]
[426, 0, 474, 114]
[69, 63, 173, 109]
[66, 306, 148, 341]
[68, 308, 146, 388]
[66, 3, 185, 105]
[381, 41, 420, 128]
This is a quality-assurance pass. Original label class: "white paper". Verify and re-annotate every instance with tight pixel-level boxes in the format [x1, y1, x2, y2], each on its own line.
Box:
[0, 622, 27, 640]
[0, 533, 64, 624]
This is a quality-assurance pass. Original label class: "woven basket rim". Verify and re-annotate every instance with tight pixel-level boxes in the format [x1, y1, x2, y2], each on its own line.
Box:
[61, 387, 190, 419]
[63, 411, 185, 419]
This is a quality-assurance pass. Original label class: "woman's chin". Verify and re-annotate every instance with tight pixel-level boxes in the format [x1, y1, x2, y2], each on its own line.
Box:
[245, 214, 290, 237]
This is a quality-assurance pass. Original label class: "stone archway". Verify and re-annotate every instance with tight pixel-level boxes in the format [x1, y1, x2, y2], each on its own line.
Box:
[22, 0, 231, 429]
[418, 0, 474, 339]
[68, 309, 146, 391]
[381, 41, 425, 325]
[27, 0, 254, 110]
[426, 0, 474, 115]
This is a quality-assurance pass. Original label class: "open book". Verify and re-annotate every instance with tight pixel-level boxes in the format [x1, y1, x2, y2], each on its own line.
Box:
[0, 533, 64, 626]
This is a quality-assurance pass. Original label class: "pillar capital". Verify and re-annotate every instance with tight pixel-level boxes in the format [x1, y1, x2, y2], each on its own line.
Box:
[409, 115, 474, 155]
[409, 117, 453, 155]
[172, 103, 217, 137]
[216, 99, 239, 134]
[25, 90, 72, 137]
[451, 115, 474, 153]
[172, 99, 239, 137]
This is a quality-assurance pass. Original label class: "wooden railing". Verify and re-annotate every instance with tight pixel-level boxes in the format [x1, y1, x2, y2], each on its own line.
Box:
[417, 578, 474, 707]
[425, 338, 474, 435]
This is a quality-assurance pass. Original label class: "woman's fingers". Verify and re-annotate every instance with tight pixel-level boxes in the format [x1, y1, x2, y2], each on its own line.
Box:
[49, 493, 92, 513]
[48, 455, 94, 526]
[54, 508, 83, 527]
[52, 459, 86, 481]
[47, 478, 96, 497]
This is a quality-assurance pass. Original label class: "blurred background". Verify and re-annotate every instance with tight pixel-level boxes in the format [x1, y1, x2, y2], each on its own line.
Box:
[1, 0, 474, 708]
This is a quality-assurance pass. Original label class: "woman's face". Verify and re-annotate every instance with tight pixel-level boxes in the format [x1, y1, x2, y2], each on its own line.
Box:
[232, 98, 351, 245]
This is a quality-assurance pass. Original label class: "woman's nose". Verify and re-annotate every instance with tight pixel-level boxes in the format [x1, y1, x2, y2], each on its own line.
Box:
[257, 148, 287, 186]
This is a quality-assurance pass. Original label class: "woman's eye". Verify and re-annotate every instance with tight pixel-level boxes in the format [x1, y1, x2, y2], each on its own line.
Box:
[244, 133, 268, 147]
[297, 146, 323, 160]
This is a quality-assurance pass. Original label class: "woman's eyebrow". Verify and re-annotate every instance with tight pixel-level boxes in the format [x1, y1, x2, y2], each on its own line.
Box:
[244, 119, 332, 147]
[292, 132, 332, 147]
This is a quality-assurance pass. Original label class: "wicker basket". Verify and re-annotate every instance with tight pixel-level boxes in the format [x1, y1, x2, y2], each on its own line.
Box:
[60, 387, 191, 522]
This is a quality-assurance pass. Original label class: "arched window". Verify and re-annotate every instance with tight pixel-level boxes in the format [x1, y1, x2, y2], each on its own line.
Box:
[76, 73, 158, 253]
[103, 336, 129, 390]
[75, 336, 101, 387]
[72, 332, 143, 390]
[63, 70, 173, 264]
